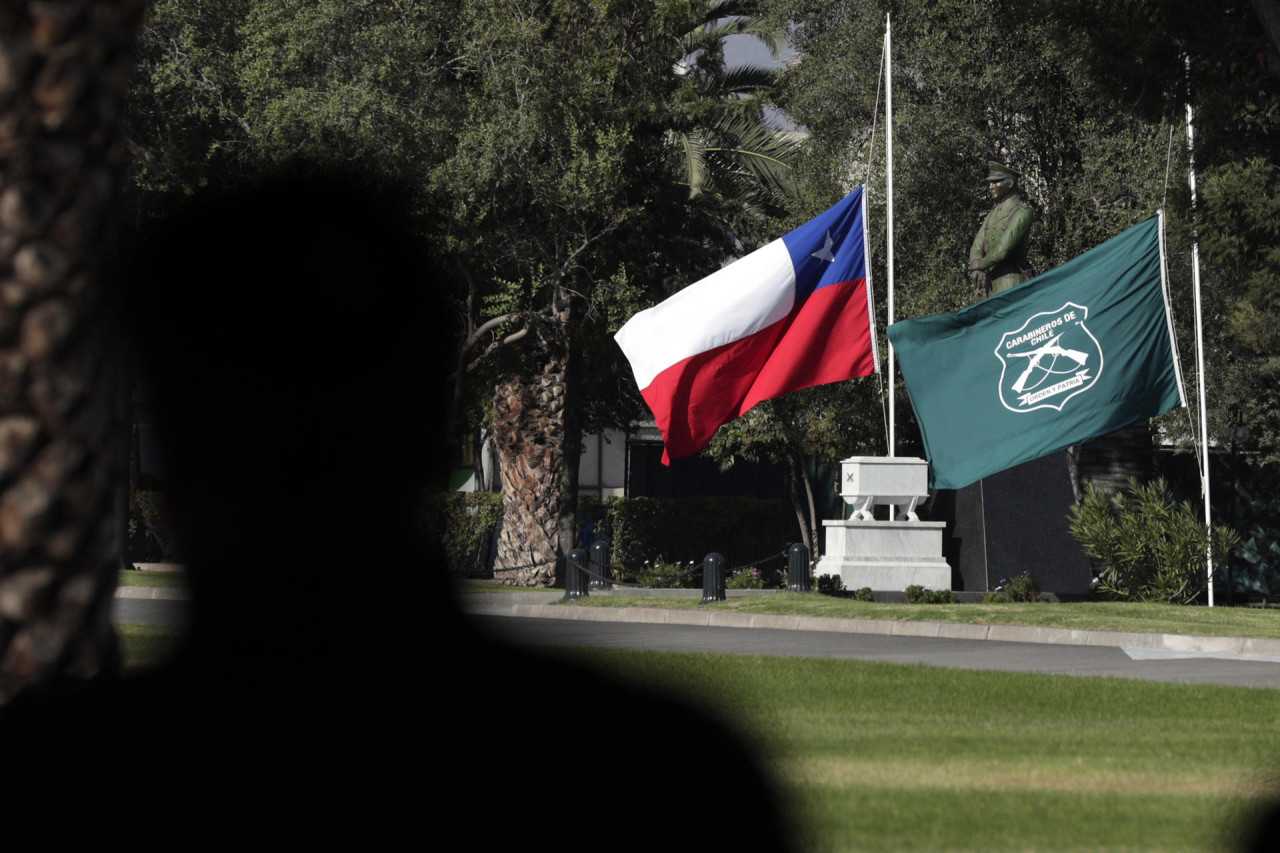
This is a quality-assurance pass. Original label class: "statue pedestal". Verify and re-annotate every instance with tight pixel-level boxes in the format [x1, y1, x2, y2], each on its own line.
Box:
[817, 519, 951, 591]
[931, 452, 1090, 596]
[815, 456, 952, 592]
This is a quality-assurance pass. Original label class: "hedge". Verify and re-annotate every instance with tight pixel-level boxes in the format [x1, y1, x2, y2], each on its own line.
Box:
[424, 491, 504, 578]
[600, 496, 792, 574]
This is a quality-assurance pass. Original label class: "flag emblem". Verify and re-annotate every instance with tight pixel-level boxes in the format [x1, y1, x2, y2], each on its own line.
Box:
[995, 302, 1103, 412]
[886, 215, 1184, 490]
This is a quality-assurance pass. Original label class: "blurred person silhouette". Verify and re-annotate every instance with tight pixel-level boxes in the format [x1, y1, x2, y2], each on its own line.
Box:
[0, 168, 799, 850]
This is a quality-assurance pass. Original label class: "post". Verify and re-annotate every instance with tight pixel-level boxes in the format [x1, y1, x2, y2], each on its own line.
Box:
[700, 553, 726, 604]
[562, 548, 589, 601]
[588, 538, 611, 591]
[1185, 55, 1214, 606]
[787, 543, 811, 592]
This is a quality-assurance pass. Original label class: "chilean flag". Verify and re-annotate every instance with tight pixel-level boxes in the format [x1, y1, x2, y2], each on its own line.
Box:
[615, 187, 879, 464]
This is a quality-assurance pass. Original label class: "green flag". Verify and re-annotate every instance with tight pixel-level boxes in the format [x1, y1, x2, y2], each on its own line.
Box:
[887, 215, 1185, 489]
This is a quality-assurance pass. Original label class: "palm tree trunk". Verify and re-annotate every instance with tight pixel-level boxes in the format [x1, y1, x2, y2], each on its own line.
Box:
[491, 300, 577, 587]
[0, 2, 142, 705]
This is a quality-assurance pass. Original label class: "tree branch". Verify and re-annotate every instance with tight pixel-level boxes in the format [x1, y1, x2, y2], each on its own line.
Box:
[463, 325, 530, 375]
[463, 311, 524, 353]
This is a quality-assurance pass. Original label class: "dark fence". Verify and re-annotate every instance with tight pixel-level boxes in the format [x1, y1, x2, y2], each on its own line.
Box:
[562, 541, 813, 604]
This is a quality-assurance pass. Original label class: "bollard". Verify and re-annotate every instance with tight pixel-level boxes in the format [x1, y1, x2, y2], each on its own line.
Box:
[588, 538, 612, 591]
[700, 552, 726, 604]
[562, 549, 589, 601]
[787, 543, 812, 592]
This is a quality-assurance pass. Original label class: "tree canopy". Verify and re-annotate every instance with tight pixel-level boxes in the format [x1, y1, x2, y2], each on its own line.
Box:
[126, 0, 804, 582]
[767, 0, 1280, 463]
[123, 0, 1280, 577]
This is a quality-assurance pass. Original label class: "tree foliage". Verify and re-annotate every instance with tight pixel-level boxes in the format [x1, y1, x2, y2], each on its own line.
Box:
[127, 0, 804, 583]
[131, 1, 459, 193]
[765, 0, 1280, 467]
[706, 380, 886, 554]
[1068, 478, 1239, 603]
[668, 0, 800, 216]
[1043, 0, 1280, 461]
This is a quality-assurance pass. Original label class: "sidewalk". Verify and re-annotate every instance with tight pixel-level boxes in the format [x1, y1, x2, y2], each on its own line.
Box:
[115, 580, 1280, 663]
[115, 586, 191, 601]
[461, 590, 1280, 661]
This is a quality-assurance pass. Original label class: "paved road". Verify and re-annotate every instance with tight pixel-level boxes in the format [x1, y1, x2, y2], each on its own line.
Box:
[112, 589, 1280, 689]
[112, 595, 190, 628]
[471, 613, 1280, 689]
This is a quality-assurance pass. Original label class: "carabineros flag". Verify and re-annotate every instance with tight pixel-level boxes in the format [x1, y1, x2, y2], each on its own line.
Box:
[887, 214, 1185, 489]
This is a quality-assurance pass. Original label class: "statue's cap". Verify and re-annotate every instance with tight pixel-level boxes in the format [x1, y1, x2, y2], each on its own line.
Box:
[986, 161, 1020, 181]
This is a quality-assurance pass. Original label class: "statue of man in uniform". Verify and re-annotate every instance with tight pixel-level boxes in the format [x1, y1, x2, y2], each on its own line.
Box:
[968, 161, 1033, 300]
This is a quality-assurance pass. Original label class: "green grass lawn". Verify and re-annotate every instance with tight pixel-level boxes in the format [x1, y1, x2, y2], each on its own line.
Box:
[117, 569, 188, 590]
[548, 591, 1280, 641]
[116, 623, 184, 671]
[557, 647, 1280, 852]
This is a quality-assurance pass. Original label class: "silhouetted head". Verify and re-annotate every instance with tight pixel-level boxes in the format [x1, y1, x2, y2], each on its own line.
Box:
[123, 169, 452, 657]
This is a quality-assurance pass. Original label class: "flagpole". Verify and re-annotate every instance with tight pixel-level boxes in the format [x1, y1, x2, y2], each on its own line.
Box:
[885, 13, 895, 459]
[1156, 210, 1190, 410]
[1185, 56, 1214, 607]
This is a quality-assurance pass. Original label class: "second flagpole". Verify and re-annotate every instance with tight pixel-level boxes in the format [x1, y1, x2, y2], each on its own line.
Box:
[885, 14, 895, 460]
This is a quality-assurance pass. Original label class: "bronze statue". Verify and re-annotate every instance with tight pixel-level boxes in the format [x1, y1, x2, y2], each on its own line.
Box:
[968, 161, 1033, 300]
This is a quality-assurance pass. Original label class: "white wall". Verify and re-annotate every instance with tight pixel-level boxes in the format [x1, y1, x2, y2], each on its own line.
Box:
[579, 428, 627, 500]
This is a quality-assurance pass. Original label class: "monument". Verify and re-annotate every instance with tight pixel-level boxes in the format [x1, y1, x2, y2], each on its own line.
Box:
[968, 161, 1034, 299]
[933, 159, 1092, 596]
[816, 456, 951, 592]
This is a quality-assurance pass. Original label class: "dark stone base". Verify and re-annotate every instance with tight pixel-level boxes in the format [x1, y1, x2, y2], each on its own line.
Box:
[931, 452, 1092, 596]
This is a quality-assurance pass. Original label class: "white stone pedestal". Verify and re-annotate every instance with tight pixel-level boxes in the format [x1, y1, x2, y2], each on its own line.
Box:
[816, 519, 951, 591]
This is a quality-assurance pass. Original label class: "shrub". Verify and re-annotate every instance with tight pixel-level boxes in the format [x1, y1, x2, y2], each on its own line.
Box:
[905, 585, 955, 604]
[983, 592, 1010, 603]
[998, 571, 1041, 602]
[628, 558, 700, 588]
[726, 567, 765, 589]
[853, 586, 874, 602]
[1068, 477, 1240, 604]
[816, 574, 846, 595]
[135, 491, 178, 561]
[423, 492, 504, 578]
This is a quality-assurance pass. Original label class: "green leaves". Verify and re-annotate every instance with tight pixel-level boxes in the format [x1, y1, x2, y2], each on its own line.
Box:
[670, 111, 799, 210]
[1068, 478, 1240, 604]
[665, 0, 799, 219]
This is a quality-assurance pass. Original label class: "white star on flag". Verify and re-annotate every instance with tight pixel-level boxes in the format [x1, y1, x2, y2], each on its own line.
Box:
[811, 231, 836, 262]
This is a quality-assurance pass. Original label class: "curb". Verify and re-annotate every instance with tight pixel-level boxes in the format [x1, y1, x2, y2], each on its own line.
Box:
[462, 595, 1280, 658]
[114, 586, 192, 601]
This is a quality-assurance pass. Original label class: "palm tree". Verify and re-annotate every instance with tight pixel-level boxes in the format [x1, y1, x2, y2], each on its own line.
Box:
[0, 2, 143, 705]
[483, 1, 802, 587]
[667, 0, 801, 217]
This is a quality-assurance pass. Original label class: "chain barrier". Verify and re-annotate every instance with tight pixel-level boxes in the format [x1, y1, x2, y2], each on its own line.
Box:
[724, 548, 790, 576]
[572, 560, 699, 589]
[492, 546, 802, 588]
[568, 547, 794, 590]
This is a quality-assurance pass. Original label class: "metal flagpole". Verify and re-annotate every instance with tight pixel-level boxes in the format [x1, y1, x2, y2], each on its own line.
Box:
[1185, 56, 1214, 606]
[885, 14, 895, 459]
